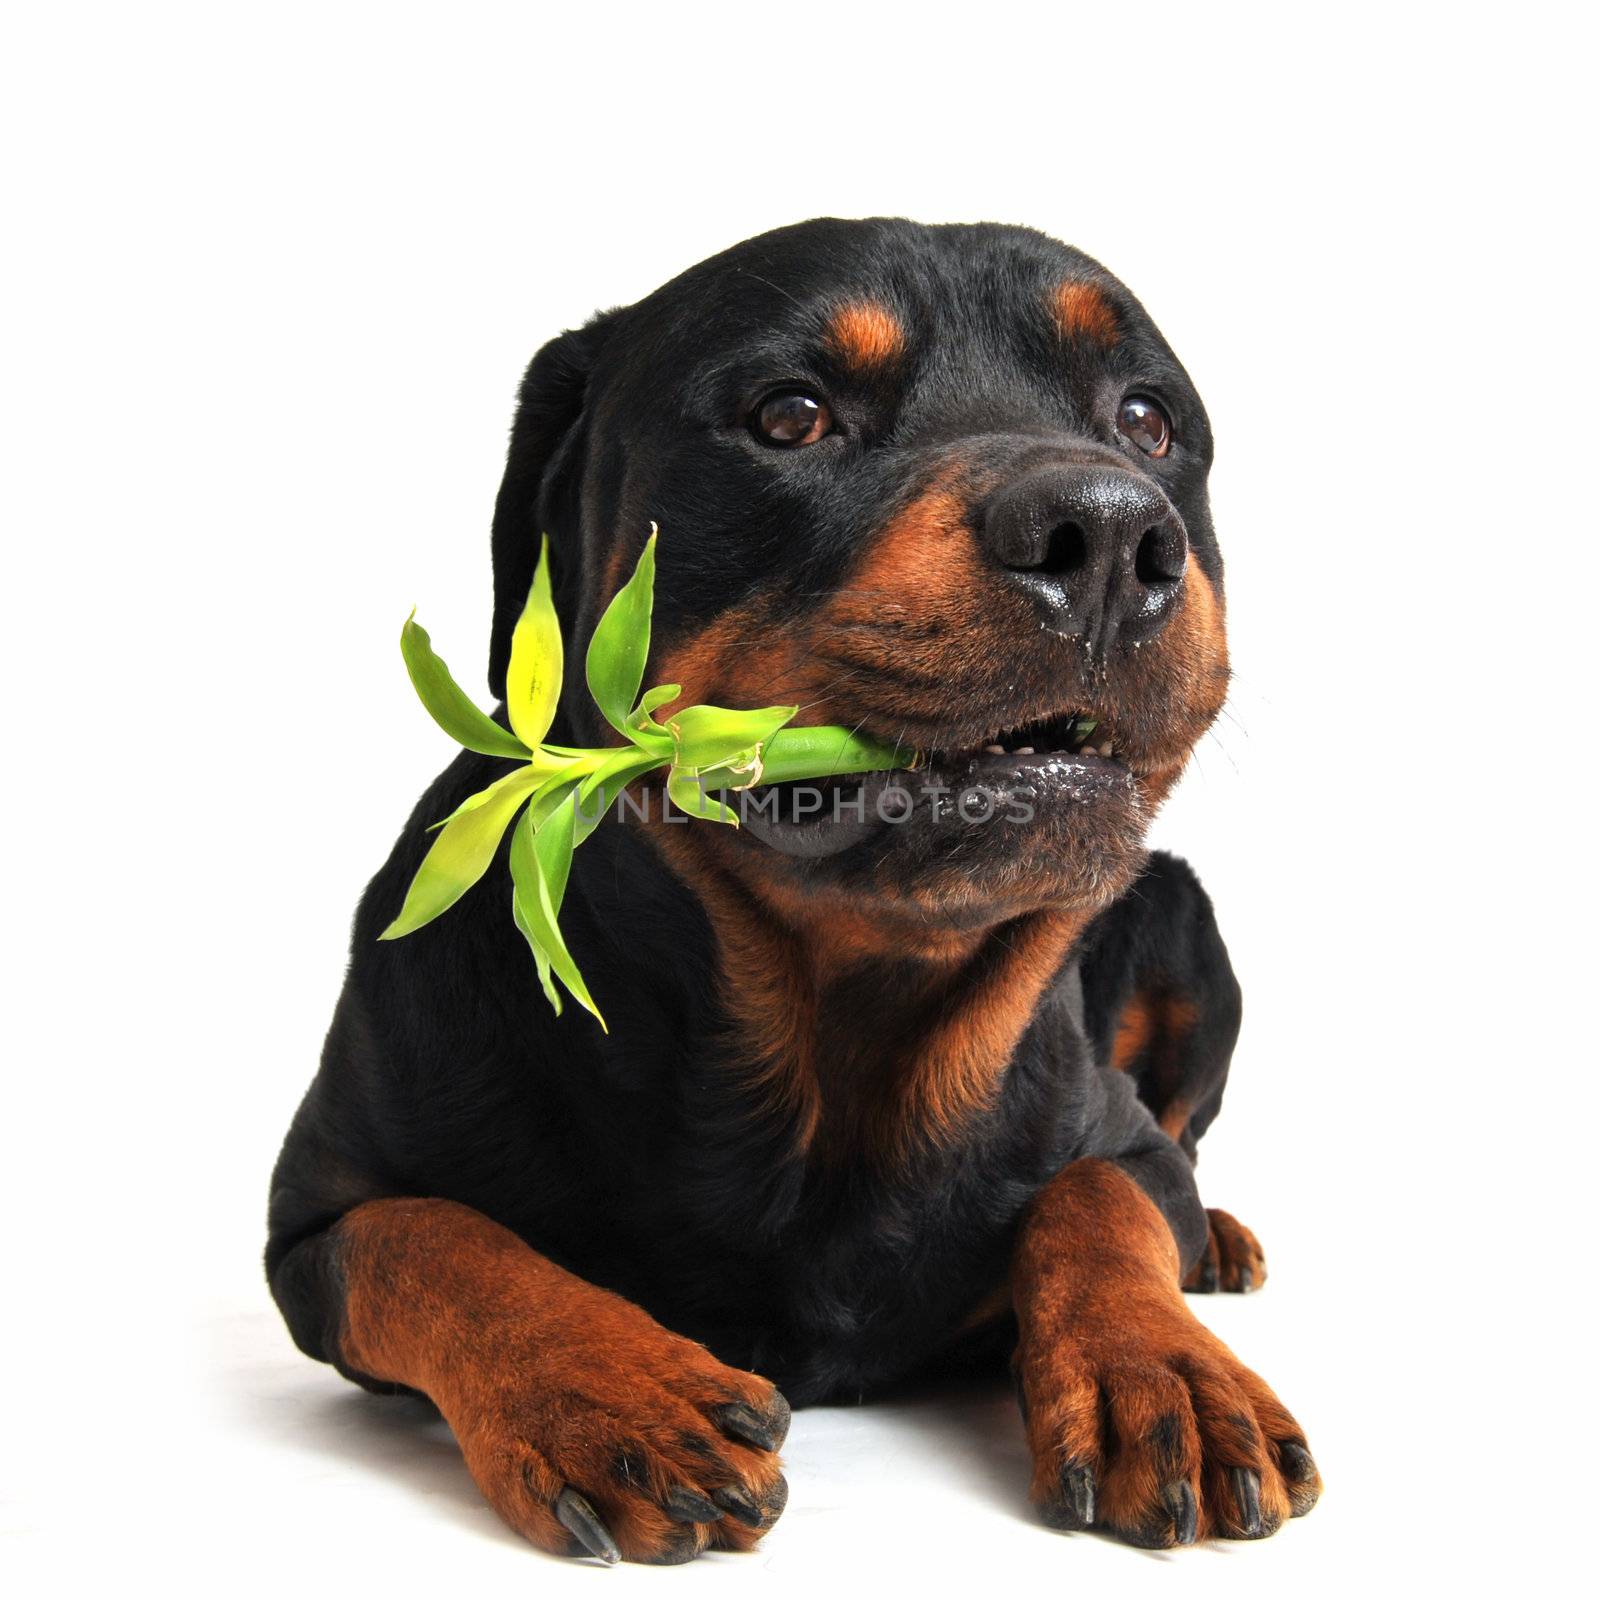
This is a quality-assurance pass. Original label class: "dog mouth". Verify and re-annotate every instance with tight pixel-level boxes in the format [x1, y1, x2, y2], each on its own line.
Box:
[739, 706, 1132, 860]
[934, 708, 1118, 769]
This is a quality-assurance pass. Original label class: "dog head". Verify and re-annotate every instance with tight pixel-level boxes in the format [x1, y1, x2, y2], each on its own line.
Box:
[489, 218, 1228, 935]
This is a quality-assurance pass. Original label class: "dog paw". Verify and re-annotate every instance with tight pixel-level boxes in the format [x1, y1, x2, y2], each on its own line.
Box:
[447, 1314, 790, 1564]
[1182, 1207, 1267, 1293]
[1016, 1298, 1320, 1546]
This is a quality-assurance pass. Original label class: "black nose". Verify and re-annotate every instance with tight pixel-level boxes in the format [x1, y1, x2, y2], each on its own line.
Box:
[979, 465, 1188, 647]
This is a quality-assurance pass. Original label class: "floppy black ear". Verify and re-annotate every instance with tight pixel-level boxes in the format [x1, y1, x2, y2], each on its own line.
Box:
[488, 308, 620, 699]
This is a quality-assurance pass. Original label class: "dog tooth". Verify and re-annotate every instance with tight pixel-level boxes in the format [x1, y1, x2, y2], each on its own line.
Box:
[984, 743, 1005, 754]
[1016, 746, 1035, 755]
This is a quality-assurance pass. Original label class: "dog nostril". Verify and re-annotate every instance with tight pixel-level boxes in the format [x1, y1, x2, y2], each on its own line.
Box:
[1039, 521, 1089, 576]
[1135, 523, 1186, 585]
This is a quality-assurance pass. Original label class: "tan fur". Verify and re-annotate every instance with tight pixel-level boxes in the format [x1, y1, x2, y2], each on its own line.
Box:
[337, 1198, 787, 1562]
[825, 299, 906, 369]
[1051, 280, 1120, 345]
[1012, 1161, 1316, 1544]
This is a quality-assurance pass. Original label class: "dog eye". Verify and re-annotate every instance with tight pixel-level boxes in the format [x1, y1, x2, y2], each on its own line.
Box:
[1117, 396, 1172, 458]
[752, 390, 833, 448]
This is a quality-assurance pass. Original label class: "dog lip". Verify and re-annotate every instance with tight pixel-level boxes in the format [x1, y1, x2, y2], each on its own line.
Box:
[741, 768, 897, 859]
[928, 746, 1137, 795]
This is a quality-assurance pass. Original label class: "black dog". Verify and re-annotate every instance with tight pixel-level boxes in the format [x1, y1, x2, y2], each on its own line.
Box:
[267, 217, 1320, 1562]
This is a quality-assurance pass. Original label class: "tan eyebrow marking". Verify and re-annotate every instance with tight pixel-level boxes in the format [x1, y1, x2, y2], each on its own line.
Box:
[825, 299, 907, 370]
[1051, 280, 1120, 346]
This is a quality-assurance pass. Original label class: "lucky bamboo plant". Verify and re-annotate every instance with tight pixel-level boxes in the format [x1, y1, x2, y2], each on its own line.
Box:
[379, 531, 915, 1027]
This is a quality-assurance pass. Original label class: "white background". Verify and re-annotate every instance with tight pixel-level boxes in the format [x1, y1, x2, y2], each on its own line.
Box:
[4, 3, 1595, 1594]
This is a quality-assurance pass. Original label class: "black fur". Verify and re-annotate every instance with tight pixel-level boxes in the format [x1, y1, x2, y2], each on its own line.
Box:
[267, 217, 1241, 1405]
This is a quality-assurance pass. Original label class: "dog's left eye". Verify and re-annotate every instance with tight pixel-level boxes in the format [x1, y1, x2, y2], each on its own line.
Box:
[752, 390, 834, 448]
[1117, 395, 1172, 458]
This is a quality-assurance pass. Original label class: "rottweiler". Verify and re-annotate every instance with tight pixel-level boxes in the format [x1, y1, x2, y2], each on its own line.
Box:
[266, 217, 1321, 1563]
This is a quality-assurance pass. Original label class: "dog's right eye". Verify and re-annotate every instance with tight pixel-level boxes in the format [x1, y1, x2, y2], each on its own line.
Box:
[751, 390, 834, 448]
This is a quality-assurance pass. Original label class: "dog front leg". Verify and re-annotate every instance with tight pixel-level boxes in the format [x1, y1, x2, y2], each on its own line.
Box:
[1011, 1156, 1321, 1546]
[269, 1198, 790, 1564]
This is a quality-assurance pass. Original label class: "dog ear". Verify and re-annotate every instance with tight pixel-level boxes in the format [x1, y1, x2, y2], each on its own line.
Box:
[488, 308, 621, 699]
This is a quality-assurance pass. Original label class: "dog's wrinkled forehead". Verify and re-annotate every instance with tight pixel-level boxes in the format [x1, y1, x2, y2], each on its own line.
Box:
[598, 218, 1201, 448]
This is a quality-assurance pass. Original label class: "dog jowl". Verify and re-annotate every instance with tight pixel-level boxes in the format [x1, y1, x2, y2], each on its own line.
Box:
[266, 218, 1319, 1562]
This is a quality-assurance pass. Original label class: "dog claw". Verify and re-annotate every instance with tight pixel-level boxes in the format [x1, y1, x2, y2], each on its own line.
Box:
[1196, 1261, 1219, 1293]
[1230, 1466, 1264, 1536]
[1162, 1480, 1199, 1545]
[1277, 1440, 1321, 1514]
[1059, 1462, 1096, 1529]
[664, 1487, 723, 1524]
[711, 1484, 765, 1527]
[711, 1397, 789, 1452]
[555, 1487, 621, 1564]
[764, 1389, 793, 1446]
[1236, 1266, 1255, 1293]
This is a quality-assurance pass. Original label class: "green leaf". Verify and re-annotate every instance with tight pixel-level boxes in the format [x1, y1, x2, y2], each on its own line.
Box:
[424, 749, 571, 830]
[585, 529, 657, 735]
[573, 745, 663, 843]
[510, 779, 585, 1020]
[508, 805, 606, 1028]
[625, 681, 681, 751]
[504, 536, 563, 749]
[525, 765, 589, 830]
[632, 682, 682, 722]
[512, 890, 563, 1016]
[666, 703, 797, 775]
[401, 613, 530, 760]
[379, 765, 543, 939]
[667, 767, 740, 825]
[531, 779, 579, 909]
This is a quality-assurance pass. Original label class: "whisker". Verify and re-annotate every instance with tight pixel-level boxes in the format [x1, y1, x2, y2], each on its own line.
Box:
[734, 267, 807, 312]
[1202, 725, 1240, 776]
